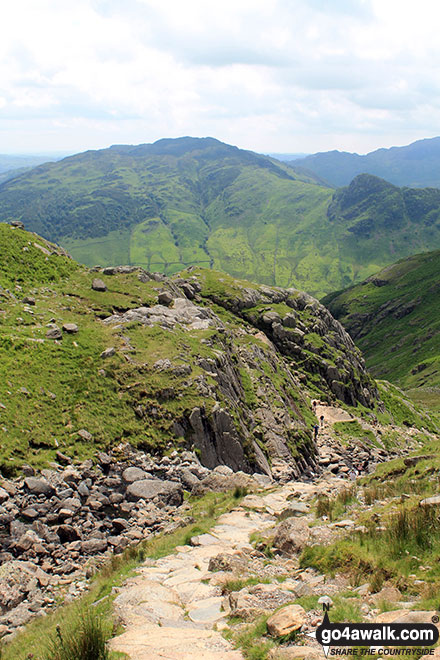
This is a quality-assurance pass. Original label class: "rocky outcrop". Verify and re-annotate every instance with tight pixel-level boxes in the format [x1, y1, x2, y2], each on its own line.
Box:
[93, 267, 382, 481]
[103, 297, 216, 331]
[189, 273, 379, 409]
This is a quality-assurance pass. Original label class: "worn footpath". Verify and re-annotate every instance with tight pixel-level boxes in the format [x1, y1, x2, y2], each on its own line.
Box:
[109, 478, 346, 660]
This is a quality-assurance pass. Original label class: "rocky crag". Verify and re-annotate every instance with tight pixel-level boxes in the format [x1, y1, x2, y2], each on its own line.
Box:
[0, 222, 396, 484]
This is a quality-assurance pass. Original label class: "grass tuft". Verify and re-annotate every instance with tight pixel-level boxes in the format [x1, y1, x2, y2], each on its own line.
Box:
[46, 608, 109, 660]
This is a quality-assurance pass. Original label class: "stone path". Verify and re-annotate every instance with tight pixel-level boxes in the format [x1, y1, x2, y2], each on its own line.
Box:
[315, 404, 354, 426]
[108, 408, 427, 660]
[109, 483, 325, 660]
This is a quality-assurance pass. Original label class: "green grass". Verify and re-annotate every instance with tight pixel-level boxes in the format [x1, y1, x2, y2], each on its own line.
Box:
[302, 443, 440, 588]
[45, 608, 110, 660]
[333, 420, 377, 446]
[224, 615, 275, 660]
[325, 247, 440, 390]
[0, 265, 222, 471]
[315, 485, 358, 521]
[0, 223, 78, 288]
[63, 229, 131, 269]
[301, 492, 440, 593]
[375, 381, 436, 431]
[221, 576, 272, 594]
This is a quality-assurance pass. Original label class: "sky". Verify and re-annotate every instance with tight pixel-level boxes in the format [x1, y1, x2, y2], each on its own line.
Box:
[2, 0, 440, 155]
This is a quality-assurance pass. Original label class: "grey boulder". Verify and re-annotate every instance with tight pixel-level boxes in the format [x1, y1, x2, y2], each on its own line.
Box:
[126, 479, 183, 505]
[24, 478, 55, 496]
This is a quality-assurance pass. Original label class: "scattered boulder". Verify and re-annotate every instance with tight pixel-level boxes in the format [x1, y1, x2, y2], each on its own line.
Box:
[229, 584, 295, 620]
[62, 323, 78, 334]
[97, 452, 112, 468]
[122, 467, 150, 483]
[24, 478, 55, 497]
[100, 347, 115, 358]
[266, 604, 307, 637]
[192, 471, 256, 496]
[55, 451, 71, 465]
[273, 517, 311, 555]
[77, 429, 93, 442]
[81, 539, 108, 554]
[46, 327, 62, 340]
[372, 585, 402, 604]
[158, 291, 173, 306]
[208, 552, 248, 573]
[180, 468, 201, 491]
[57, 525, 80, 543]
[420, 495, 440, 507]
[92, 278, 107, 292]
[126, 479, 183, 506]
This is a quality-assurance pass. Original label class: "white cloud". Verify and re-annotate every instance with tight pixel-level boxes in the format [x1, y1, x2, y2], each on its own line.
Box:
[1, 0, 440, 153]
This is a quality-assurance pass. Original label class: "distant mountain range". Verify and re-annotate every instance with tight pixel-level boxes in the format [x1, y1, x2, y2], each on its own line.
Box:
[0, 153, 69, 174]
[290, 136, 440, 188]
[266, 152, 309, 161]
[2, 137, 440, 296]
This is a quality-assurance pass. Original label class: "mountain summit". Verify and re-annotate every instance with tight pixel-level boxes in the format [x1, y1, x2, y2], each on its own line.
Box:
[3, 138, 440, 296]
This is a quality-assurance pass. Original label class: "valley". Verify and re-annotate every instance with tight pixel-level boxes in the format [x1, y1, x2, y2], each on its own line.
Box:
[2, 138, 440, 297]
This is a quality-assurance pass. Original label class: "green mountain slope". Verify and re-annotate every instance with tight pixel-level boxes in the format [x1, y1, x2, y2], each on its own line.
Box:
[2, 223, 431, 475]
[290, 136, 440, 188]
[3, 138, 440, 297]
[323, 249, 440, 389]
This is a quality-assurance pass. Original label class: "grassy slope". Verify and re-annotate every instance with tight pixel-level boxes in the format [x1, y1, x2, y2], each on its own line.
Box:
[323, 248, 440, 389]
[0, 225, 226, 472]
[300, 438, 440, 601]
[0, 224, 318, 473]
[3, 139, 440, 297]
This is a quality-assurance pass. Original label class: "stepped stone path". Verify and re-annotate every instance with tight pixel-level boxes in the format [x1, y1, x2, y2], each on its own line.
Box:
[109, 406, 428, 659]
[109, 482, 332, 660]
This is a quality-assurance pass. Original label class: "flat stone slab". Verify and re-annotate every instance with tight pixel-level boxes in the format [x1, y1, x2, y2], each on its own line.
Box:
[191, 533, 220, 546]
[374, 609, 413, 624]
[188, 596, 226, 624]
[113, 580, 182, 627]
[240, 495, 268, 511]
[154, 557, 189, 571]
[173, 580, 219, 606]
[179, 543, 227, 562]
[164, 566, 210, 587]
[110, 624, 244, 660]
[269, 645, 325, 660]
